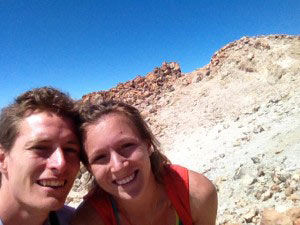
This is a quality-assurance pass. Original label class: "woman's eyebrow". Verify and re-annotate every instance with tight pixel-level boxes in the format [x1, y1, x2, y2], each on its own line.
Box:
[89, 148, 106, 159]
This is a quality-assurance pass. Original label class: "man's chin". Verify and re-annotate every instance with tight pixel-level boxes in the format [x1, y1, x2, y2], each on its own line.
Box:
[34, 184, 71, 210]
[38, 197, 66, 211]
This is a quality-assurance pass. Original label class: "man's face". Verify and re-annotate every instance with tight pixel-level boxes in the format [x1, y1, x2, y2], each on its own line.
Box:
[0, 111, 80, 212]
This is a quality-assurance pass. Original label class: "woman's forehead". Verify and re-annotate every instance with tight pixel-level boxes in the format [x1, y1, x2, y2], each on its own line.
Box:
[88, 113, 137, 134]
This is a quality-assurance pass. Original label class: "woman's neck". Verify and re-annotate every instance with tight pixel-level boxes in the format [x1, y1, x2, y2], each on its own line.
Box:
[116, 173, 168, 218]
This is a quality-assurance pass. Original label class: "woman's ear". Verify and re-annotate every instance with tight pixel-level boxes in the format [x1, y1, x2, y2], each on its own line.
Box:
[146, 141, 153, 156]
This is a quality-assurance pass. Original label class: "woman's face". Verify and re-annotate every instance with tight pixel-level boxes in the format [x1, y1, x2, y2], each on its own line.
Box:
[83, 113, 153, 200]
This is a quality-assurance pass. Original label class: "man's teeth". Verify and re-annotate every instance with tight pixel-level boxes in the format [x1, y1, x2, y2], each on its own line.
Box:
[39, 180, 65, 187]
[115, 173, 135, 185]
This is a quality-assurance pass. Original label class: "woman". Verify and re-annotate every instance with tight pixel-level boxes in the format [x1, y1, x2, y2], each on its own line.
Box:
[73, 100, 217, 225]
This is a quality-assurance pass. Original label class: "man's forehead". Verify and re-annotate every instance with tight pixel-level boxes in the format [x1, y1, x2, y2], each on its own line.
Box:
[18, 111, 76, 135]
[24, 110, 73, 124]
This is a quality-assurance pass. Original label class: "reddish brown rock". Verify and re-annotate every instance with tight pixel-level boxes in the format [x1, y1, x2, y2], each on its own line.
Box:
[260, 208, 293, 225]
[294, 218, 300, 225]
[81, 62, 182, 112]
[286, 207, 300, 221]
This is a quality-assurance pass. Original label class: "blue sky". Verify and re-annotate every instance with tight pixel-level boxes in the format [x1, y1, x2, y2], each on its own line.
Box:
[1, 0, 299, 109]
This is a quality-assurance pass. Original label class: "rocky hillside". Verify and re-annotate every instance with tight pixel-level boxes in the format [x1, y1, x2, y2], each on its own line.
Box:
[69, 35, 300, 225]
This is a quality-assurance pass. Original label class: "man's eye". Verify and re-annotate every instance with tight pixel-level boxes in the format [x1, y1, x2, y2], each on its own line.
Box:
[64, 147, 79, 154]
[30, 146, 52, 157]
[32, 146, 49, 151]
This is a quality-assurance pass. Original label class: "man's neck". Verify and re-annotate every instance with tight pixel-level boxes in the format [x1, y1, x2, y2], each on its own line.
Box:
[0, 186, 49, 225]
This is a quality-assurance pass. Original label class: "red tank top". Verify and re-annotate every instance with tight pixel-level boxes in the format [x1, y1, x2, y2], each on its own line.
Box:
[86, 165, 193, 225]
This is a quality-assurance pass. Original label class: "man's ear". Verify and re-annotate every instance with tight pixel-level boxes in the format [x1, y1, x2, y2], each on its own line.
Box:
[0, 145, 8, 174]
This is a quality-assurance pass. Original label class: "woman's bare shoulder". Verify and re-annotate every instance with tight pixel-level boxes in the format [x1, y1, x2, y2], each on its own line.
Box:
[70, 200, 105, 225]
[188, 170, 218, 225]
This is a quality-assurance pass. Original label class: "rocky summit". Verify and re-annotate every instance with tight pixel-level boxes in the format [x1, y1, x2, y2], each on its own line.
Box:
[68, 35, 300, 225]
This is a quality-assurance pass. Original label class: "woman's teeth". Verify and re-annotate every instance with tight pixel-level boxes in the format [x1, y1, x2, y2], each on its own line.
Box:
[115, 172, 135, 185]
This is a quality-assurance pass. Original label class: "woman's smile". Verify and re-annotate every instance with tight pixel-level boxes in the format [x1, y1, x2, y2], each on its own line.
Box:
[114, 170, 138, 186]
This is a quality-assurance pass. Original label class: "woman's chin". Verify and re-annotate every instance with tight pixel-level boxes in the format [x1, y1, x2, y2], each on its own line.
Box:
[113, 170, 146, 200]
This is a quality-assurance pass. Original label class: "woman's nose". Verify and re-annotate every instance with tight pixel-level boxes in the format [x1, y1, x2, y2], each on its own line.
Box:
[110, 151, 128, 173]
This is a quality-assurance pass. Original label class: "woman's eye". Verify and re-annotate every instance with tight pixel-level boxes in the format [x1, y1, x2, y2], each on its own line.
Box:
[119, 143, 136, 157]
[93, 154, 108, 164]
[122, 143, 135, 149]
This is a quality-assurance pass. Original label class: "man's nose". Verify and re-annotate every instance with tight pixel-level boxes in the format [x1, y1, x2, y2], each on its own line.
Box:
[48, 148, 67, 173]
[110, 151, 128, 173]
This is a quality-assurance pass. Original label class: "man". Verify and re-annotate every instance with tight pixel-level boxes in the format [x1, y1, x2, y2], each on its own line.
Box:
[0, 87, 81, 225]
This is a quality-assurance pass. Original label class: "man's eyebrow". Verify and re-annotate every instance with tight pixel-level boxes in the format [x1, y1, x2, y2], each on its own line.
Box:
[24, 139, 52, 148]
[26, 139, 80, 145]
[66, 141, 80, 145]
[65, 140, 81, 148]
